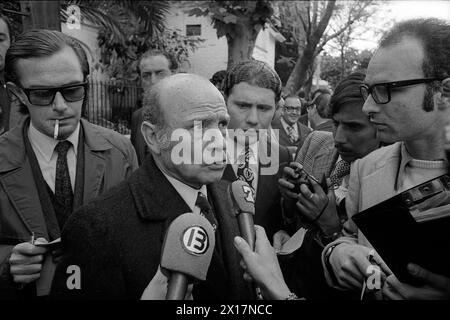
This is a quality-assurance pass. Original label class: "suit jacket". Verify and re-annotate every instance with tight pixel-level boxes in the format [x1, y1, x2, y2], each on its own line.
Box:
[321, 142, 447, 288]
[271, 116, 311, 148]
[294, 130, 338, 180]
[0, 117, 138, 298]
[222, 140, 291, 241]
[314, 120, 335, 133]
[130, 108, 148, 166]
[51, 157, 253, 300]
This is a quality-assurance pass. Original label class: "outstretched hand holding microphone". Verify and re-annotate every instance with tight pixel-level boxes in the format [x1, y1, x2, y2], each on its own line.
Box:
[230, 180, 300, 300]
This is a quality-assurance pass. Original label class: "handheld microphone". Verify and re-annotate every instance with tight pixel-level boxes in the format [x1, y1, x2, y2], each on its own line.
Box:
[229, 180, 256, 250]
[160, 212, 216, 300]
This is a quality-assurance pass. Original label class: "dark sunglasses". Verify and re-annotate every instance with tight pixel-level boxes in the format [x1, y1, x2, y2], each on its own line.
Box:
[359, 78, 441, 104]
[16, 82, 88, 106]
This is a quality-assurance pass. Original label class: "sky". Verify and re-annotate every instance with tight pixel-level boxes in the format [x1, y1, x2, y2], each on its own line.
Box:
[351, 0, 450, 51]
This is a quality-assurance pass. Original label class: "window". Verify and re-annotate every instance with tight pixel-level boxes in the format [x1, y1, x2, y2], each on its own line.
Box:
[186, 24, 201, 36]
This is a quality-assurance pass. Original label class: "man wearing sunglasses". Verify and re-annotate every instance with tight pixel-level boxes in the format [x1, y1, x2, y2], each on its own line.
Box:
[322, 18, 450, 299]
[0, 29, 138, 299]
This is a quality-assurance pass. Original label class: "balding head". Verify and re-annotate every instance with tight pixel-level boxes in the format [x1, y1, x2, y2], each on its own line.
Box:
[142, 73, 227, 148]
[141, 73, 229, 187]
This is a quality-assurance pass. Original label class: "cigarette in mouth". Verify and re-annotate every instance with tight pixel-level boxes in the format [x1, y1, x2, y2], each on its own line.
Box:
[54, 119, 59, 140]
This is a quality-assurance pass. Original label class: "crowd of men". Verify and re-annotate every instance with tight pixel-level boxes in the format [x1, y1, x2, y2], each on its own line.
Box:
[0, 14, 449, 300]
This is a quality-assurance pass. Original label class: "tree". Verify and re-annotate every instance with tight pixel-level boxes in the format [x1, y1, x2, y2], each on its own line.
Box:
[188, 0, 275, 69]
[278, 0, 388, 95]
[320, 48, 373, 88]
[61, 1, 203, 81]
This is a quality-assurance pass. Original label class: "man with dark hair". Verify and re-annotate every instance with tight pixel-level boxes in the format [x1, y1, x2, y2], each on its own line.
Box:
[221, 59, 291, 241]
[0, 29, 138, 299]
[210, 70, 227, 90]
[275, 72, 379, 299]
[52, 74, 254, 300]
[0, 12, 11, 133]
[271, 95, 311, 150]
[323, 18, 450, 300]
[130, 49, 178, 165]
[307, 92, 334, 133]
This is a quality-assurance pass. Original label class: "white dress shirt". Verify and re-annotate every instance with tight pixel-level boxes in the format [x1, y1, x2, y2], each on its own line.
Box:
[280, 117, 299, 142]
[28, 121, 80, 193]
[161, 170, 208, 215]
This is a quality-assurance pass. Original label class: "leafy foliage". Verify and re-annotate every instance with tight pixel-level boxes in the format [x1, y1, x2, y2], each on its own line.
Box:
[276, 0, 391, 95]
[320, 49, 373, 88]
[188, 0, 276, 67]
[62, 1, 203, 81]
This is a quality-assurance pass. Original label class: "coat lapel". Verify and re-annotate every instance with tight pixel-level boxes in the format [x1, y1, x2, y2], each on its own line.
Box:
[81, 120, 110, 202]
[0, 120, 48, 239]
[208, 180, 253, 299]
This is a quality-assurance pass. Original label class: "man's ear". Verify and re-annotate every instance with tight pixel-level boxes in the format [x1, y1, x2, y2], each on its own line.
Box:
[141, 120, 161, 155]
[6, 82, 28, 106]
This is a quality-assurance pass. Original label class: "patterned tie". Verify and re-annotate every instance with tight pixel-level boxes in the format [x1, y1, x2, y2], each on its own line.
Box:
[286, 125, 297, 143]
[54, 141, 73, 226]
[236, 144, 256, 195]
[329, 159, 351, 188]
[195, 192, 218, 231]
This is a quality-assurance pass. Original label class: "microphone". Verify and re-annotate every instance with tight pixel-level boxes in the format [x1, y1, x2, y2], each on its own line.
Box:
[229, 180, 256, 251]
[160, 212, 216, 300]
[229, 180, 265, 299]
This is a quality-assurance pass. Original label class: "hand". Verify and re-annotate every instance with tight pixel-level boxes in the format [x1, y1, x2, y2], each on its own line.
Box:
[140, 266, 193, 300]
[272, 230, 291, 253]
[296, 177, 340, 235]
[9, 238, 48, 284]
[278, 162, 302, 201]
[329, 244, 389, 291]
[382, 264, 450, 300]
[234, 225, 292, 300]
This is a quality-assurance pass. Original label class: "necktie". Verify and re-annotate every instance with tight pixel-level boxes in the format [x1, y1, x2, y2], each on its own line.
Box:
[329, 159, 351, 188]
[54, 141, 73, 226]
[286, 125, 297, 143]
[236, 144, 256, 195]
[195, 192, 218, 231]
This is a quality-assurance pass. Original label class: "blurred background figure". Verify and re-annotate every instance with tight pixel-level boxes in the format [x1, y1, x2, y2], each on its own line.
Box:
[0, 12, 11, 134]
[307, 90, 334, 133]
[209, 69, 227, 92]
[130, 49, 178, 166]
[271, 95, 311, 155]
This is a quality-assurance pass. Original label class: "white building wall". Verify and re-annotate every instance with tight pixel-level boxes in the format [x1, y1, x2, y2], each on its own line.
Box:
[165, 4, 282, 79]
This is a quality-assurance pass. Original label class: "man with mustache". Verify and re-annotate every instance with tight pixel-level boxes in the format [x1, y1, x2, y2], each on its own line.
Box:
[0, 29, 138, 299]
[323, 18, 450, 300]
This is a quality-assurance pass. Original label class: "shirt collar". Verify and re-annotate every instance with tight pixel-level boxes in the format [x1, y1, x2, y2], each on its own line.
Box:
[280, 117, 297, 134]
[160, 169, 207, 213]
[28, 121, 80, 162]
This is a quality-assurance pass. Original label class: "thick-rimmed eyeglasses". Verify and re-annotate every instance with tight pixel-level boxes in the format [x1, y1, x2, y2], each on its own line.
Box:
[359, 78, 441, 104]
[17, 82, 88, 106]
[284, 106, 301, 113]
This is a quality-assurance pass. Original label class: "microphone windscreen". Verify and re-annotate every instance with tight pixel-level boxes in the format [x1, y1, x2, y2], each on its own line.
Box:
[229, 180, 255, 216]
[160, 213, 215, 281]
